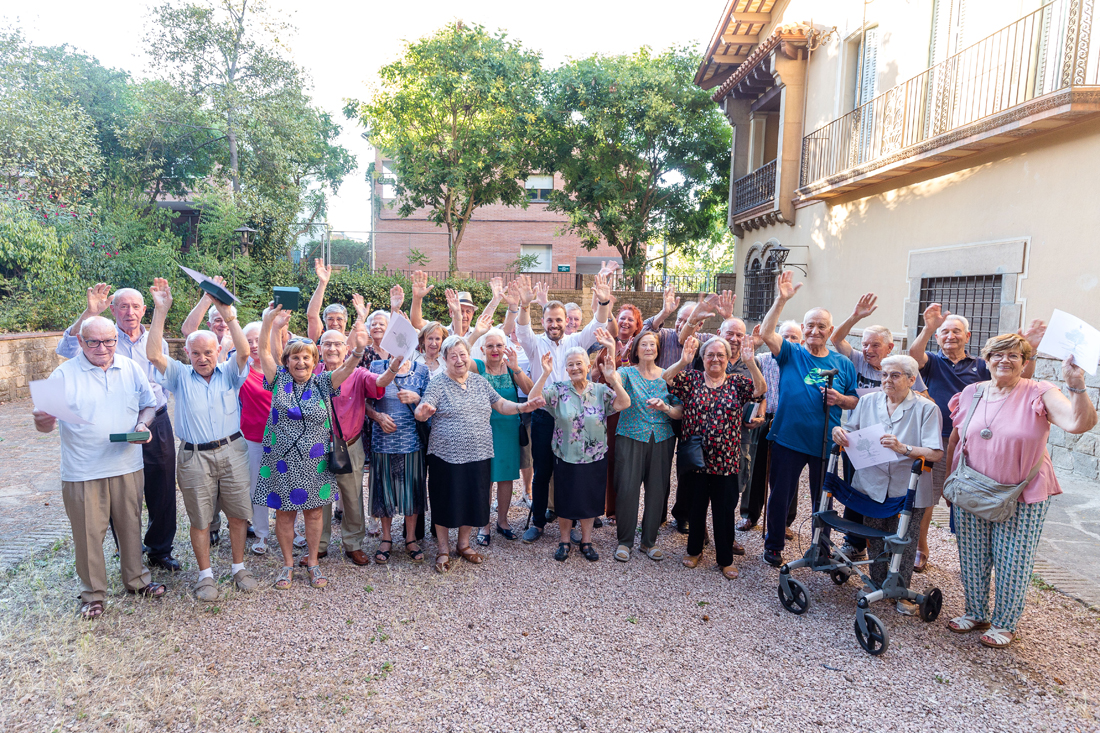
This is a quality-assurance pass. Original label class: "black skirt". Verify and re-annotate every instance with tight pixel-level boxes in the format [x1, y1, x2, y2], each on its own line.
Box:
[553, 457, 607, 520]
[427, 455, 491, 528]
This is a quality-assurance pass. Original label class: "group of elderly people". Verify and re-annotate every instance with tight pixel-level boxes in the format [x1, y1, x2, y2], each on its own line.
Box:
[33, 264, 1095, 650]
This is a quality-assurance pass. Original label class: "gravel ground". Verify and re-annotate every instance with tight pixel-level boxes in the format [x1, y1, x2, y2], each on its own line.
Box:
[1, 472, 1097, 733]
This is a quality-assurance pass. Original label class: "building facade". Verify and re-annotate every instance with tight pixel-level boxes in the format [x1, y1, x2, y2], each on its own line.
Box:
[697, 0, 1100, 474]
[371, 152, 620, 276]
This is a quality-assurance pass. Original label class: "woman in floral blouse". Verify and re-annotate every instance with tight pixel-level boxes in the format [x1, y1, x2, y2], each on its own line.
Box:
[666, 335, 765, 579]
[529, 328, 631, 563]
[613, 331, 682, 562]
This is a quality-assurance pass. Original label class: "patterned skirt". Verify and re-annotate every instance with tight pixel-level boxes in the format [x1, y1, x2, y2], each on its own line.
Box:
[370, 451, 426, 518]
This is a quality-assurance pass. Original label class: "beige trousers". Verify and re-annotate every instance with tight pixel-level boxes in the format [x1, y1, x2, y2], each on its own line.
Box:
[62, 470, 151, 603]
[321, 434, 367, 553]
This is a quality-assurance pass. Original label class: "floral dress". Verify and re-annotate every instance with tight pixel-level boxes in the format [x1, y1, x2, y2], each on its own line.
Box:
[254, 367, 340, 511]
[669, 370, 754, 476]
[542, 380, 619, 464]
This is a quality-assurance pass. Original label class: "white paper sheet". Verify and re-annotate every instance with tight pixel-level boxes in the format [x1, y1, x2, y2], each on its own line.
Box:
[380, 313, 420, 362]
[29, 375, 93, 425]
[1036, 309, 1100, 375]
[844, 423, 901, 471]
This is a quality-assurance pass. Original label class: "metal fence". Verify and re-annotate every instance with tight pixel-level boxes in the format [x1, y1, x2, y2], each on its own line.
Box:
[801, 0, 1095, 186]
[733, 159, 777, 215]
[918, 275, 1004, 354]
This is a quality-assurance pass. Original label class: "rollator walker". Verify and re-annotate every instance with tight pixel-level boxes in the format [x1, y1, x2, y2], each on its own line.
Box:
[775, 368, 942, 655]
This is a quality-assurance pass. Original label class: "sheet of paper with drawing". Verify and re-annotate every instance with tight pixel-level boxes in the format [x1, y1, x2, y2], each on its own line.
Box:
[844, 423, 901, 472]
[29, 374, 93, 425]
[1037, 309, 1100, 375]
[380, 313, 420, 362]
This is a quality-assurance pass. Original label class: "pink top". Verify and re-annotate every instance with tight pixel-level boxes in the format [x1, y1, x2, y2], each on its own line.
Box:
[312, 364, 383, 443]
[239, 365, 273, 443]
[948, 379, 1061, 504]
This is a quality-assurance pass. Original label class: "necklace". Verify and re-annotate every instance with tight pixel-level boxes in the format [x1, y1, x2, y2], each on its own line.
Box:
[979, 386, 1013, 439]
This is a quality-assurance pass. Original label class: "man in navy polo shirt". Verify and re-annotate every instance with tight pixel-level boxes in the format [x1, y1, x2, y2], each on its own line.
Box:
[908, 303, 1042, 571]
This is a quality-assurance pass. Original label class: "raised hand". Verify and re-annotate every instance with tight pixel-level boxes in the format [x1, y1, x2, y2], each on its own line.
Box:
[663, 285, 680, 315]
[444, 288, 461, 316]
[599, 357, 617, 380]
[314, 258, 331, 285]
[389, 284, 405, 313]
[594, 327, 615, 352]
[411, 270, 434, 300]
[775, 270, 802, 302]
[516, 275, 535, 306]
[504, 345, 520, 371]
[534, 281, 550, 308]
[541, 350, 553, 373]
[348, 323, 368, 351]
[715, 290, 736, 320]
[263, 303, 284, 325]
[1019, 319, 1046, 351]
[592, 273, 612, 303]
[922, 303, 949, 331]
[681, 335, 700, 363]
[750, 323, 764, 348]
[1063, 354, 1087, 390]
[86, 283, 112, 315]
[149, 278, 172, 310]
[351, 293, 370, 321]
[489, 276, 504, 301]
[473, 310, 493, 336]
[272, 305, 293, 330]
[740, 338, 755, 364]
[503, 279, 521, 309]
[691, 295, 718, 323]
[853, 292, 878, 321]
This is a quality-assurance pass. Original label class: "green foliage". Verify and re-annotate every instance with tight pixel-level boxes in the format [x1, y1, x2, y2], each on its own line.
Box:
[0, 201, 82, 331]
[508, 252, 543, 273]
[347, 21, 544, 273]
[543, 47, 732, 290]
[405, 248, 430, 267]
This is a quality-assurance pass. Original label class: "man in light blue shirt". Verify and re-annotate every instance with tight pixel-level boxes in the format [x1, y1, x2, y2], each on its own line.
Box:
[147, 277, 258, 601]
[33, 316, 166, 619]
[57, 283, 180, 571]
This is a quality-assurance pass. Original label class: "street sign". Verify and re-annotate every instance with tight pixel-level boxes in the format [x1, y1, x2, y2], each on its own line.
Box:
[557, 265, 570, 272]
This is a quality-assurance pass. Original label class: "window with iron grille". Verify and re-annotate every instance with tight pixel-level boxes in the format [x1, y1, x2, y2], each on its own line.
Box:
[918, 275, 1003, 353]
[743, 247, 787, 322]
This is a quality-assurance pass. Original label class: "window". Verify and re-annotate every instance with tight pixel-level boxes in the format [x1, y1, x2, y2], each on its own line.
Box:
[742, 243, 788, 322]
[525, 175, 554, 202]
[520, 244, 552, 272]
[380, 162, 398, 199]
[918, 275, 1003, 353]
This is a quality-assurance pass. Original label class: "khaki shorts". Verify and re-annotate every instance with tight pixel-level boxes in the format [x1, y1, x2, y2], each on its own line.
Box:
[177, 437, 252, 530]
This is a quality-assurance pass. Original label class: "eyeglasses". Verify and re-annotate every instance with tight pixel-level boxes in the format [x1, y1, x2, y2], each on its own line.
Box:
[988, 352, 1023, 363]
[84, 338, 117, 348]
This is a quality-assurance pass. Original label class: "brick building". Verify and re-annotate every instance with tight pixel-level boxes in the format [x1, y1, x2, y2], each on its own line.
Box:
[371, 152, 620, 276]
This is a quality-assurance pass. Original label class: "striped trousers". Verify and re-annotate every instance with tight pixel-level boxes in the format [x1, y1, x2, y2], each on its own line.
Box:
[954, 499, 1049, 632]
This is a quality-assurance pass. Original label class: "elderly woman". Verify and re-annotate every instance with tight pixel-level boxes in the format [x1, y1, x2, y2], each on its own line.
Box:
[472, 328, 534, 544]
[944, 334, 1096, 648]
[256, 305, 365, 589]
[666, 336, 765, 579]
[414, 321, 447, 379]
[529, 329, 631, 562]
[612, 330, 681, 562]
[831, 355, 944, 614]
[414, 335, 544, 573]
[368, 352, 431, 564]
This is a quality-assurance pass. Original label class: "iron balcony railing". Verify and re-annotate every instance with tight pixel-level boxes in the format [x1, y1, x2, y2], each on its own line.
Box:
[800, 0, 1099, 188]
[733, 159, 778, 215]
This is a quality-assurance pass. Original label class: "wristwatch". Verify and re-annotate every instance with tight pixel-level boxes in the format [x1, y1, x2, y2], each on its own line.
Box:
[903, 444, 913, 456]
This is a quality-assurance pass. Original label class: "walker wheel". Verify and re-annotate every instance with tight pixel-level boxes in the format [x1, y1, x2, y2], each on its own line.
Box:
[919, 587, 943, 623]
[830, 568, 850, 585]
[854, 614, 889, 655]
[778, 577, 810, 615]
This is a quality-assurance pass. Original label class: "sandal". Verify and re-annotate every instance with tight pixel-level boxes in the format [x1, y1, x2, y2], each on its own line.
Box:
[614, 545, 631, 562]
[554, 542, 571, 561]
[405, 541, 424, 564]
[496, 524, 518, 541]
[579, 542, 599, 562]
[374, 540, 392, 565]
[274, 566, 293, 590]
[914, 550, 928, 573]
[456, 546, 484, 564]
[434, 553, 451, 574]
[682, 554, 701, 569]
[127, 582, 166, 598]
[80, 600, 104, 620]
[307, 565, 327, 589]
[721, 565, 739, 580]
[644, 546, 665, 561]
[948, 614, 992, 634]
[979, 627, 1015, 648]
[476, 531, 491, 547]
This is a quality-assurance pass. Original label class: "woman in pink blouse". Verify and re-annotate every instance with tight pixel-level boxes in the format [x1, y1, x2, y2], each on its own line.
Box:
[945, 333, 1096, 648]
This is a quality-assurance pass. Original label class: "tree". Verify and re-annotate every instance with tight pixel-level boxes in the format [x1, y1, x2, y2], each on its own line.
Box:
[543, 47, 731, 290]
[346, 21, 545, 274]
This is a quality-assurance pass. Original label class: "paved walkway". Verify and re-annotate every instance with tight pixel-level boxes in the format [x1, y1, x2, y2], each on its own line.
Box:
[1, 394, 1097, 606]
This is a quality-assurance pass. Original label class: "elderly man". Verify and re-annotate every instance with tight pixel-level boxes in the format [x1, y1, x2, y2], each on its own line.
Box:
[515, 272, 613, 543]
[642, 286, 736, 369]
[907, 303, 1043, 571]
[146, 278, 259, 600]
[182, 292, 237, 361]
[758, 271, 858, 567]
[57, 283, 180, 571]
[34, 316, 166, 619]
[563, 303, 583, 335]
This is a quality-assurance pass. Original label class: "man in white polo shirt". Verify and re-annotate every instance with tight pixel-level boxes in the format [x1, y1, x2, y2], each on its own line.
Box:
[146, 277, 259, 601]
[33, 316, 166, 620]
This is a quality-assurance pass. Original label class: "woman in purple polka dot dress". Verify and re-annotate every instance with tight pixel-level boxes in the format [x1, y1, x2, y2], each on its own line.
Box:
[255, 305, 366, 590]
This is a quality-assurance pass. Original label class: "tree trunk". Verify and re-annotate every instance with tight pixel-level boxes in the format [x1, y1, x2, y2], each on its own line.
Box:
[227, 114, 240, 195]
[632, 270, 645, 292]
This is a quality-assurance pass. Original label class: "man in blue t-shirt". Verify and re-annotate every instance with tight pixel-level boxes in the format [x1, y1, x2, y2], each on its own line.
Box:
[759, 272, 858, 566]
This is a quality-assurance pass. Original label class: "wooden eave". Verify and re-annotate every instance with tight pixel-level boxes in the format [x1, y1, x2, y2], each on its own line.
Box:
[694, 0, 778, 91]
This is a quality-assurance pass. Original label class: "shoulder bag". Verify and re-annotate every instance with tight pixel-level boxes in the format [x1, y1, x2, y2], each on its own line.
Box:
[942, 384, 1042, 523]
[326, 398, 354, 474]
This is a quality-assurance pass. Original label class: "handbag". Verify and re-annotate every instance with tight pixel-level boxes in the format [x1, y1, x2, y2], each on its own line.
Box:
[677, 434, 706, 474]
[508, 367, 530, 447]
[326, 399, 354, 475]
[942, 384, 1042, 523]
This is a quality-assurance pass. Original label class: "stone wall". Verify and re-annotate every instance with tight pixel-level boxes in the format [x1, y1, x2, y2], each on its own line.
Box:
[0, 332, 65, 402]
[1036, 356, 1100, 480]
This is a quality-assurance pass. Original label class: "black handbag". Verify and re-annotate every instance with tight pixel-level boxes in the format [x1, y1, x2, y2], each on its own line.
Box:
[326, 400, 354, 474]
[677, 434, 706, 474]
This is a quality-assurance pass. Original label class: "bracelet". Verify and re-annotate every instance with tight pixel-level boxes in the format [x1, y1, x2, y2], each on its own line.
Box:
[598, 299, 610, 306]
[1067, 386, 1087, 394]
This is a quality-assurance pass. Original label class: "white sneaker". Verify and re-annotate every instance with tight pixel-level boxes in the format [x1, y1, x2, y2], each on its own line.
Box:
[251, 539, 268, 556]
[367, 518, 381, 537]
[293, 532, 308, 548]
[897, 599, 920, 616]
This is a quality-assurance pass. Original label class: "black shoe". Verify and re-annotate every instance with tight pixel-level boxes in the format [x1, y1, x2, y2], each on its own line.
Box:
[674, 518, 689, 535]
[593, 517, 603, 529]
[246, 523, 256, 538]
[762, 549, 783, 568]
[545, 509, 557, 522]
[334, 509, 344, 523]
[554, 542, 570, 562]
[579, 542, 599, 562]
[148, 554, 181, 572]
[209, 530, 221, 547]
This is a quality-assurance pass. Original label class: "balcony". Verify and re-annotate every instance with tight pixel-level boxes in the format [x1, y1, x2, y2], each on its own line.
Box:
[798, 0, 1100, 201]
[733, 159, 777, 220]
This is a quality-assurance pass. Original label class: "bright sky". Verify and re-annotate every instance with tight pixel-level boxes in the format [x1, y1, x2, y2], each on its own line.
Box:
[12, 0, 722, 233]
